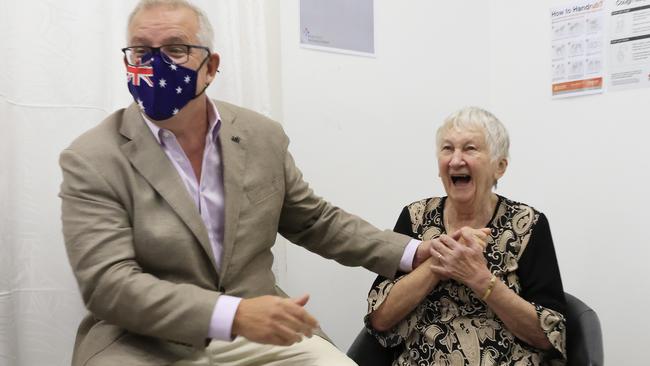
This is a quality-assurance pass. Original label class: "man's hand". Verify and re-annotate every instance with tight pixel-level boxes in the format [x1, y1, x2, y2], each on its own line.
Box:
[231, 294, 319, 346]
[412, 240, 434, 268]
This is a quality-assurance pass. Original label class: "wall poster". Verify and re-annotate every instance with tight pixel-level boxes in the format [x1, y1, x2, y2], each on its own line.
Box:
[550, 0, 606, 98]
[300, 0, 375, 56]
[609, 0, 650, 91]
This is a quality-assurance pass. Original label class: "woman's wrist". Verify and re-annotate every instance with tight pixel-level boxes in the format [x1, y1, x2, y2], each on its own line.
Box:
[468, 270, 494, 296]
[481, 274, 497, 301]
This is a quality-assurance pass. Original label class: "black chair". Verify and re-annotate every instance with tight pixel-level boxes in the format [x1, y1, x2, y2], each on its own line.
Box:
[564, 292, 604, 366]
[346, 327, 393, 366]
[347, 292, 603, 366]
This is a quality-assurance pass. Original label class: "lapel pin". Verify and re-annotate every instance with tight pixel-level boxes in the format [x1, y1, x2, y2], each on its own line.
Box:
[231, 136, 241, 143]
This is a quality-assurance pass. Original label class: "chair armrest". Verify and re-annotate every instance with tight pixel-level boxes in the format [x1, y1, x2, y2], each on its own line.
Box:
[347, 328, 395, 366]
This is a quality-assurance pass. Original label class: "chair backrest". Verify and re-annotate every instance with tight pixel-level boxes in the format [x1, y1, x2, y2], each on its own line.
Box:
[347, 292, 604, 366]
[565, 292, 604, 366]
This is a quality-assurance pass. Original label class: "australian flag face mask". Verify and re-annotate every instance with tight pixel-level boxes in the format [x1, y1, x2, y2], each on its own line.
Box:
[125, 52, 208, 121]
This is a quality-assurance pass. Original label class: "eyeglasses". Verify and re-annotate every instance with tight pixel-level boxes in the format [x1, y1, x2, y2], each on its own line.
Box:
[121, 44, 210, 66]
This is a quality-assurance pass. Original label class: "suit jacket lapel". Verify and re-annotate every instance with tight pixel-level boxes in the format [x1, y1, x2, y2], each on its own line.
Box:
[118, 103, 217, 271]
[215, 101, 247, 281]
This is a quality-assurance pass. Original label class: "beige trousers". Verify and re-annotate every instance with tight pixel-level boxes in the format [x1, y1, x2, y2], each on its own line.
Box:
[170, 336, 357, 366]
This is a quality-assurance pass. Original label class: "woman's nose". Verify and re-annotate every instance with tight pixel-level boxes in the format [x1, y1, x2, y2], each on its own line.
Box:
[449, 150, 465, 166]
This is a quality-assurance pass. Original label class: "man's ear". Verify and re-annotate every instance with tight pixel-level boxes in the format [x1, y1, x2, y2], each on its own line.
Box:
[205, 52, 220, 85]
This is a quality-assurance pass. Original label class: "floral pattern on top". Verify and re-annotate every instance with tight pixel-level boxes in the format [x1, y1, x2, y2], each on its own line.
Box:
[366, 196, 567, 366]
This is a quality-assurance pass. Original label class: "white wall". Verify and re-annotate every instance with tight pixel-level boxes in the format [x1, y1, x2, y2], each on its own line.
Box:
[489, 1, 650, 364]
[278, 0, 491, 351]
[278, 0, 650, 363]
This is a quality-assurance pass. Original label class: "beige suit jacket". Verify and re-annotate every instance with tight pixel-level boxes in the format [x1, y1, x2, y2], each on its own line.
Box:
[59, 100, 410, 366]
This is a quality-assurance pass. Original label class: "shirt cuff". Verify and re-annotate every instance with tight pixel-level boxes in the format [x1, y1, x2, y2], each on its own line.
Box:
[207, 295, 242, 341]
[398, 239, 421, 272]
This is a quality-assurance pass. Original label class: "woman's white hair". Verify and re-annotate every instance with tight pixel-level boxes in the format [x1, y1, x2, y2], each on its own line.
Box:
[435, 106, 510, 162]
[127, 0, 214, 49]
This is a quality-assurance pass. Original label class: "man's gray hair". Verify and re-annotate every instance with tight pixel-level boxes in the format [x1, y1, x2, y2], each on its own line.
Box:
[127, 0, 214, 49]
[435, 106, 510, 162]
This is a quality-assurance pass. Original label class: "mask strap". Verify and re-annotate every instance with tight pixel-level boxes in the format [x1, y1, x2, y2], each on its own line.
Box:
[192, 82, 210, 100]
[196, 53, 210, 71]
[191, 54, 212, 100]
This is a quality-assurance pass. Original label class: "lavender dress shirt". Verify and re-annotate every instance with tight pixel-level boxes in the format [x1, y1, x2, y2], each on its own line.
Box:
[144, 100, 420, 341]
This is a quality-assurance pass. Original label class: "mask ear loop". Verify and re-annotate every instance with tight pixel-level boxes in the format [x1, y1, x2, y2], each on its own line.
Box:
[191, 53, 214, 100]
[193, 82, 210, 100]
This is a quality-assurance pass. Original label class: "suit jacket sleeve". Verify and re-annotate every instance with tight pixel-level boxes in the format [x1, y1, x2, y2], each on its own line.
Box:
[364, 206, 416, 347]
[276, 145, 411, 279]
[59, 149, 218, 349]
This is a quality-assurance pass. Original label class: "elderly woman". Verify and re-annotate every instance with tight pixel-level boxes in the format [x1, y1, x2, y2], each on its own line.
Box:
[366, 107, 566, 365]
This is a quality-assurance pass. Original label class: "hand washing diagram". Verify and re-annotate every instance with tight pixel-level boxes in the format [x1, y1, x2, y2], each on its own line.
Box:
[550, 0, 605, 98]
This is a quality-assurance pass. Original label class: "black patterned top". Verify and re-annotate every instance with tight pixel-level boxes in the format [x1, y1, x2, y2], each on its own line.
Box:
[365, 195, 567, 366]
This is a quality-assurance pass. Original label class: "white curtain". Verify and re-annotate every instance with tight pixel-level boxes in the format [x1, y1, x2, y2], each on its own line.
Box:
[0, 1, 278, 365]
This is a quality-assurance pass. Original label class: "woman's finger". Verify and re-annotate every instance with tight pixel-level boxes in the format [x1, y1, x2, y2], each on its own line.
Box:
[431, 237, 455, 257]
[457, 229, 482, 249]
[438, 234, 462, 251]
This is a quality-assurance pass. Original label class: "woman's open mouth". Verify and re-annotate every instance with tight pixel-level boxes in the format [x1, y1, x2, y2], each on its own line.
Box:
[451, 174, 472, 186]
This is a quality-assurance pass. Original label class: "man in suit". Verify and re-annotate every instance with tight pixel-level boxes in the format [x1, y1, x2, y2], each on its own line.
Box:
[59, 1, 431, 365]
